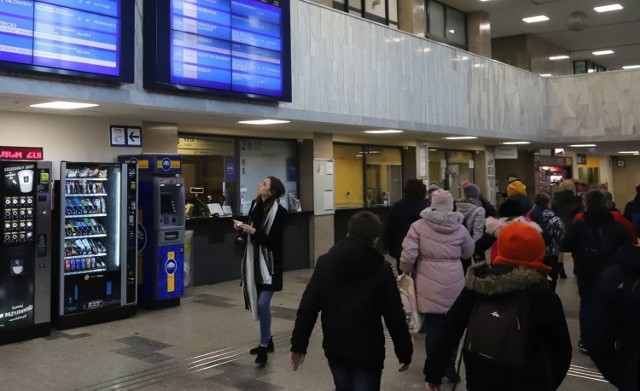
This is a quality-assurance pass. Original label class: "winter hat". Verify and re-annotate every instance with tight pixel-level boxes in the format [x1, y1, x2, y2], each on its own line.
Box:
[493, 221, 551, 274]
[463, 183, 481, 200]
[460, 180, 471, 189]
[498, 199, 524, 218]
[507, 180, 526, 197]
[427, 182, 440, 195]
[558, 179, 576, 193]
[430, 189, 454, 211]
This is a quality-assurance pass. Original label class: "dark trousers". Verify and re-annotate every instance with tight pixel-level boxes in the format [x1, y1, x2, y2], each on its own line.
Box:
[423, 313, 457, 371]
[328, 361, 382, 391]
[577, 277, 596, 340]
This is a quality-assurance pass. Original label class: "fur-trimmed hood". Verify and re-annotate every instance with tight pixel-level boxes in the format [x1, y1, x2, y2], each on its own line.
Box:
[465, 262, 547, 295]
[420, 207, 464, 224]
[484, 216, 541, 236]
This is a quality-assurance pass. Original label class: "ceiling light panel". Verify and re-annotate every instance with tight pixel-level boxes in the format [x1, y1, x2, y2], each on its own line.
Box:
[569, 144, 597, 147]
[549, 55, 570, 60]
[593, 50, 614, 56]
[29, 101, 99, 110]
[522, 15, 549, 23]
[622, 65, 640, 70]
[237, 119, 291, 125]
[363, 130, 404, 134]
[502, 141, 530, 145]
[594, 4, 623, 12]
[444, 136, 478, 140]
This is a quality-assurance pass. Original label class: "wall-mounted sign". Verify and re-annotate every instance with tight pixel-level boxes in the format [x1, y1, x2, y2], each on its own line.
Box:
[495, 146, 518, 159]
[0, 146, 44, 160]
[577, 154, 587, 165]
[110, 126, 142, 147]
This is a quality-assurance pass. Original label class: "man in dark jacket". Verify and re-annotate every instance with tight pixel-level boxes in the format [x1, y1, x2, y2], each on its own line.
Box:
[552, 179, 584, 279]
[425, 222, 572, 391]
[560, 190, 632, 353]
[585, 244, 640, 391]
[383, 179, 430, 273]
[289, 211, 413, 390]
[623, 184, 640, 238]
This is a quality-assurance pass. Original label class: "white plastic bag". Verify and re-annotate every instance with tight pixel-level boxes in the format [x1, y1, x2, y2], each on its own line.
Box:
[397, 273, 422, 333]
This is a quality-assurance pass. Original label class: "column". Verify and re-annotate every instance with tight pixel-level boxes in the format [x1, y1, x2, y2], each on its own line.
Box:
[142, 122, 178, 153]
[309, 133, 334, 267]
[397, 0, 426, 36]
[467, 11, 491, 58]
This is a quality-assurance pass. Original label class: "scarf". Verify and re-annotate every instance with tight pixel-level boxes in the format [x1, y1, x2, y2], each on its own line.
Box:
[241, 201, 279, 321]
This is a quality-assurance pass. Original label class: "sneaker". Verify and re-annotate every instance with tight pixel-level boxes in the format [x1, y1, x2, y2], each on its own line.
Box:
[250, 337, 274, 355]
[578, 340, 589, 355]
[255, 346, 268, 365]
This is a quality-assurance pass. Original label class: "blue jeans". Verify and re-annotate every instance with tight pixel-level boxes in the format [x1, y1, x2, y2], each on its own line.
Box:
[576, 277, 596, 340]
[328, 361, 382, 391]
[257, 290, 274, 346]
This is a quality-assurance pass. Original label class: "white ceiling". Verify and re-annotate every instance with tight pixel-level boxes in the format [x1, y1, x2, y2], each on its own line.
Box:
[437, 0, 640, 69]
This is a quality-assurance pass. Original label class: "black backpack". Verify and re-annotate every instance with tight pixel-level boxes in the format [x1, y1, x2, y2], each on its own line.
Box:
[464, 291, 530, 367]
[580, 220, 613, 262]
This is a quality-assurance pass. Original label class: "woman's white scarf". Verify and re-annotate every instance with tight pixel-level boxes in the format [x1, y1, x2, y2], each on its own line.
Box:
[242, 201, 279, 320]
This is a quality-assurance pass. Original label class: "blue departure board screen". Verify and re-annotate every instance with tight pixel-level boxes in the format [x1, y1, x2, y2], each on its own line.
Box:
[0, 0, 134, 82]
[144, 0, 291, 102]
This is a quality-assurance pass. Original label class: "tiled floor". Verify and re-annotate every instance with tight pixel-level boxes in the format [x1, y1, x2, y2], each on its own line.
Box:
[0, 259, 615, 390]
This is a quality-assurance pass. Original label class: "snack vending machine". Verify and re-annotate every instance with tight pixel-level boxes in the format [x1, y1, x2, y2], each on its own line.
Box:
[0, 161, 52, 344]
[53, 162, 137, 329]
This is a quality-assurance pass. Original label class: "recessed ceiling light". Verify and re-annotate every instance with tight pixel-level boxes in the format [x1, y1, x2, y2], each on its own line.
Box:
[502, 141, 531, 145]
[618, 151, 639, 154]
[363, 130, 404, 134]
[623, 65, 640, 69]
[448, 29, 455, 34]
[237, 119, 291, 125]
[594, 4, 623, 12]
[522, 15, 549, 23]
[444, 136, 478, 140]
[593, 50, 614, 56]
[540, 73, 552, 77]
[29, 101, 99, 110]
[569, 144, 597, 147]
[549, 55, 570, 60]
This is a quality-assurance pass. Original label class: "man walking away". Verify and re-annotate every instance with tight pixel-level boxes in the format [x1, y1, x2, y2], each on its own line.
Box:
[289, 211, 413, 390]
[624, 184, 640, 239]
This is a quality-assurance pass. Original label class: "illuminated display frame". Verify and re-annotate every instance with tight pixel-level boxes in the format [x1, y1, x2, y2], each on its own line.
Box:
[0, 0, 134, 83]
[0, 146, 44, 160]
[143, 0, 292, 102]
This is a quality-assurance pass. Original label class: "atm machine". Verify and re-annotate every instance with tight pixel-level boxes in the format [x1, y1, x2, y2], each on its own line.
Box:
[119, 155, 184, 308]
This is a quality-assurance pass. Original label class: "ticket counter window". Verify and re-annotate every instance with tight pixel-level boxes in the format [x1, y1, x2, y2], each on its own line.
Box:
[238, 138, 298, 215]
[335, 145, 365, 208]
[365, 147, 402, 207]
[428, 149, 475, 196]
[178, 136, 237, 217]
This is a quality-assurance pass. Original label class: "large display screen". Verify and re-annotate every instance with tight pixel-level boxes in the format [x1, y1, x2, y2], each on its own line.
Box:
[144, 0, 291, 101]
[0, 0, 134, 82]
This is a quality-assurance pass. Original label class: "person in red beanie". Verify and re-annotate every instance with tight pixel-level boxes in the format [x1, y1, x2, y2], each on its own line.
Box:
[424, 221, 572, 391]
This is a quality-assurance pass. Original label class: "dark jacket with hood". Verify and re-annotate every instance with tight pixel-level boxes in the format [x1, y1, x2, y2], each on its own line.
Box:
[552, 190, 584, 228]
[290, 237, 413, 370]
[623, 193, 640, 237]
[585, 245, 640, 391]
[559, 209, 632, 279]
[424, 262, 572, 391]
[383, 197, 430, 259]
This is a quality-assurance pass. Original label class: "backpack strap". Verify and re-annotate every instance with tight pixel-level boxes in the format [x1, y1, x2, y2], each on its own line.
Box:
[524, 206, 535, 221]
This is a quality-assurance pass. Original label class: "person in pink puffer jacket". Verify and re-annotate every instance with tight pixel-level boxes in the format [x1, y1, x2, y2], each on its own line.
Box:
[400, 189, 474, 383]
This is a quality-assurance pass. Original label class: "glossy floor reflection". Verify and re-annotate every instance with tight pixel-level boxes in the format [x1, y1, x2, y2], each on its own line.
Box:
[0, 258, 615, 390]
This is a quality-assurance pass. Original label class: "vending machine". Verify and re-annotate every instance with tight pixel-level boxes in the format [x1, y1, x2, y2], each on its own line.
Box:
[0, 160, 52, 345]
[119, 155, 185, 309]
[53, 162, 137, 329]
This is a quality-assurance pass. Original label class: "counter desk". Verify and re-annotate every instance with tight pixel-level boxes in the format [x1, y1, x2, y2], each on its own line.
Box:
[185, 212, 312, 286]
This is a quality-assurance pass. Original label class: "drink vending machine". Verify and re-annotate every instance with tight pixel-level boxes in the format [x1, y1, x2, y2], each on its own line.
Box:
[119, 155, 184, 309]
[53, 162, 137, 329]
[0, 161, 52, 344]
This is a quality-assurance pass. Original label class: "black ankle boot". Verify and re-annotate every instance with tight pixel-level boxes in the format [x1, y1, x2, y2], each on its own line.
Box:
[255, 346, 268, 364]
[250, 337, 274, 354]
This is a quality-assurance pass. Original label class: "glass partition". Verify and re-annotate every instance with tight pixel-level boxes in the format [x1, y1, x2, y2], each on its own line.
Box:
[364, 146, 402, 207]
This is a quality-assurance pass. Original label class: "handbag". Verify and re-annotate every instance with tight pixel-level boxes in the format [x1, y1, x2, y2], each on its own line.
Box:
[397, 273, 422, 333]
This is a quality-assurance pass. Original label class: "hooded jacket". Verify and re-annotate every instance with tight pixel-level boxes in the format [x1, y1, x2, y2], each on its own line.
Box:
[560, 209, 632, 278]
[456, 201, 486, 241]
[290, 237, 413, 370]
[400, 208, 475, 313]
[573, 208, 637, 244]
[585, 245, 640, 391]
[424, 262, 572, 391]
[552, 190, 584, 228]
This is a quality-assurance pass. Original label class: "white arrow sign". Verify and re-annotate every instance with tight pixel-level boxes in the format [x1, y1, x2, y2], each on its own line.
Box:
[127, 127, 142, 146]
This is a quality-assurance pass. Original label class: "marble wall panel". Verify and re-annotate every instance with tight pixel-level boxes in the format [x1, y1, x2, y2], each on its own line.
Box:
[548, 70, 640, 140]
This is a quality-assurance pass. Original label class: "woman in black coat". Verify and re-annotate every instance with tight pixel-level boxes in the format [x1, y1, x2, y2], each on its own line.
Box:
[383, 179, 430, 273]
[235, 176, 287, 365]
